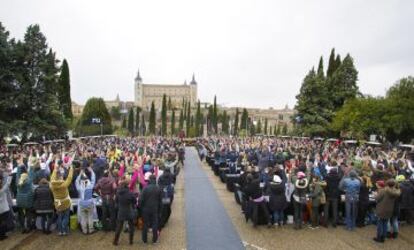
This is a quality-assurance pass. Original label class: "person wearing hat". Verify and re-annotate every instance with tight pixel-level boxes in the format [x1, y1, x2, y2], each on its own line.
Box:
[374, 179, 401, 243]
[292, 171, 309, 230]
[397, 174, 414, 225]
[387, 175, 406, 239]
[267, 174, 287, 226]
[139, 174, 162, 244]
[339, 170, 361, 231]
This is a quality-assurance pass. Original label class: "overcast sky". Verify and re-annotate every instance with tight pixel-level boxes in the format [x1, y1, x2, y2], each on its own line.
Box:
[1, 0, 413, 109]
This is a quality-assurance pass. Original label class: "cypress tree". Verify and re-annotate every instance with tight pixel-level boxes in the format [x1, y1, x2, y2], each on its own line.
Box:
[171, 109, 176, 135]
[195, 100, 201, 136]
[269, 125, 273, 135]
[240, 108, 248, 131]
[234, 108, 239, 136]
[135, 106, 141, 135]
[141, 112, 146, 135]
[122, 116, 127, 129]
[186, 101, 191, 136]
[178, 109, 184, 132]
[149, 101, 156, 134]
[127, 107, 134, 134]
[282, 123, 288, 135]
[222, 111, 229, 135]
[168, 96, 172, 110]
[58, 59, 73, 119]
[264, 118, 268, 135]
[317, 56, 324, 78]
[334, 54, 342, 73]
[257, 119, 262, 134]
[213, 95, 218, 133]
[276, 124, 281, 135]
[327, 48, 336, 77]
[161, 94, 167, 136]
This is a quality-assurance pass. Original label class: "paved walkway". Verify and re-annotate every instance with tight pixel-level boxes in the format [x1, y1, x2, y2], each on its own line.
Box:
[184, 147, 244, 250]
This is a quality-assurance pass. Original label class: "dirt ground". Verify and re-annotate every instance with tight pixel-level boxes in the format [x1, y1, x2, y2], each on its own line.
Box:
[201, 161, 414, 250]
[0, 171, 186, 250]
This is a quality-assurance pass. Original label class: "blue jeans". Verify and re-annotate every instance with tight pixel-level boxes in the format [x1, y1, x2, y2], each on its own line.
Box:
[273, 210, 284, 225]
[345, 200, 358, 230]
[57, 209, 70, 234]
[388, 216, 398, 233]
[377, 218, 388, 239]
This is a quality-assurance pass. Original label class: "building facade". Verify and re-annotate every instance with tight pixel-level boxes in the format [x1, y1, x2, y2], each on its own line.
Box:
[134, 70, 197, 111]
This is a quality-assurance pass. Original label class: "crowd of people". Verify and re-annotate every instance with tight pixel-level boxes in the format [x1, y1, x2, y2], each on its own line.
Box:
[199, 136, 414, 244]
[0, 136, 185, 245]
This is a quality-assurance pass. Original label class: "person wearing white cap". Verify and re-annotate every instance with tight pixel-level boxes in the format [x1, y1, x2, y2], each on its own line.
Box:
[268, 175, 287, 226]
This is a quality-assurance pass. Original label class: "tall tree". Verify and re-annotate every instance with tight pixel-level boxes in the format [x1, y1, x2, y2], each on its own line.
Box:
[326, 48, 336, 77]
[264, 118, 268, 135]
[127, 107, 134, 134]
[135, 106, 141, 135]
[240, 108, 249, 131]
[186, 101, 191, 136]
[0, 23, 17, 138]
[329, 54, 359, 110]
[269, 125, 273, 135]
[234, 108, 239, 136]
[58, 59, 73, 120]
[222, 111, 229, 135]
[79, 97, 112, 135]
[122, 116, 127, 129]
[213, 95, 218, 133]
[257, 119, 262, 134]
[178, 109, 184, 132]
[161, 94, 167, 136]
[276, 124, 281, 135]
[282, 123, 288, 135]
[141, 112, 146, 135]
[295, 67, 332, 136]
[149, 101, 156, 134]
[195, 100, 201, 136]
[334, 54, 342, 72]
[16, 25, 66, 139]
[317, 56, 324, 79]
[171, 109, 176, 135]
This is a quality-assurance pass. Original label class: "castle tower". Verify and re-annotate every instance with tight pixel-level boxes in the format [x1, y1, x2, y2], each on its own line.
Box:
[189, 73, 198, 106]
[134, 69, 143, 107]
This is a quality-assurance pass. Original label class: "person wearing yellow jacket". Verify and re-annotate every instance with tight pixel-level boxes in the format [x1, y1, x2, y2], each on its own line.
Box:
[50, 164, 73, 236]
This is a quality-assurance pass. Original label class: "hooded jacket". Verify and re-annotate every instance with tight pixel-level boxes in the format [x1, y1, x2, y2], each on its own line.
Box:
[50, 167, 74, 211]
[16, 166, 34, 208]
[268, 181, 287, 211]
[376, 187, 401, 219]
[139, 180, 162, 214]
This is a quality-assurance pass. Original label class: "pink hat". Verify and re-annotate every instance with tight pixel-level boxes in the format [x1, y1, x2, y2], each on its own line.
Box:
[297, 171, 306, 179]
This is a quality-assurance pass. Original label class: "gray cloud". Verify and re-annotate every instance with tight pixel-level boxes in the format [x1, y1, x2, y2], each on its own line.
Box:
[1, 0, 413, 108]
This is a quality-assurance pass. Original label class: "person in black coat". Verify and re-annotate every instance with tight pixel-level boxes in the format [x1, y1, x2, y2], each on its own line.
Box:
[33, 178, 54, 234]
[243, 174, 271, 227]
[267, 175, 287, 226]
[356, 176, 370, 227]
[158, 168, 174, 228]
[139, 175, 162, 244]
[113, 180, 136, 246]
[398, 178, 414, 224]
[324, 168, 341, 227]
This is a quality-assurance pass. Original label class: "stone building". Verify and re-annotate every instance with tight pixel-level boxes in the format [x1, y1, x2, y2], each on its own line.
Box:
[134, 70, 197, 111]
